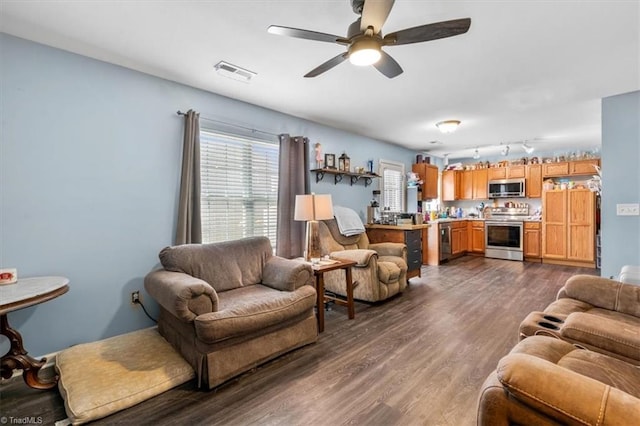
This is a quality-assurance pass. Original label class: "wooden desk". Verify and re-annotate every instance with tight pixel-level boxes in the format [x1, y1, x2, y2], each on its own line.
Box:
[1, 276, 69, 389]
[311, 259, 357, 333]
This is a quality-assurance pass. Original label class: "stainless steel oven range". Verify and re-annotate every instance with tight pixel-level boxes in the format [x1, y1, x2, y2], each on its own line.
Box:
[484, 206, 529, 261]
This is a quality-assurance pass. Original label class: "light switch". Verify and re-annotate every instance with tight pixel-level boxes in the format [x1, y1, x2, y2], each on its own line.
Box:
[616, 203, 640, 216]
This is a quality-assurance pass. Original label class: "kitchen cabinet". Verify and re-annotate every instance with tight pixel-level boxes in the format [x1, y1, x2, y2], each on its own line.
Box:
[570, 159, 600, 176]
[542, 159, 600, 177]
[523, 221, 541, 259]
[451, 221, 467, 255]
[542, 190, 567, 259]
[473, 169, 488, 199]
[460, 170, 473, 200]
[526, 164, 542, 198]
[366, 225, 429, 278]
[542, 162, 570, 177]
[542, 189, 596, 267]
[488, 165, 525, 181]
[507, 165, 526, 178]
[442, 170, 460, 201]
[469, 221, 485, 253]
[412, 163, 439, 200]
[488, 168, 506, 180]
[460, 169, 488, 200]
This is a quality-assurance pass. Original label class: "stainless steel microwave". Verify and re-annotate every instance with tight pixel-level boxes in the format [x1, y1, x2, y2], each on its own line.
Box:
[488, 178, 526, 198]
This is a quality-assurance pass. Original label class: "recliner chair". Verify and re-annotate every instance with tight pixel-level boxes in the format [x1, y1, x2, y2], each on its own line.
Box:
[317, 219, 408, 303]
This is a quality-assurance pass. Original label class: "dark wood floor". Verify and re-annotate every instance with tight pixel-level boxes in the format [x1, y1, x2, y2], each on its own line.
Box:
[1, 256, 598, 425]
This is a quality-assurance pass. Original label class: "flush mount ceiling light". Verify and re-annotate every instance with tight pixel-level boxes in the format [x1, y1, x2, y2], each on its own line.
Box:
[501, 145, 510, 156]
[522, 141, 535, 154]
[348, 38, 381, 66]
[436, 120, 461, 134]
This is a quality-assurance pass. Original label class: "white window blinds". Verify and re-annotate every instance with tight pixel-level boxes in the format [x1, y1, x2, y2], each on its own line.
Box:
[200, 130, 279, 245]
[379, 160, 405, 212]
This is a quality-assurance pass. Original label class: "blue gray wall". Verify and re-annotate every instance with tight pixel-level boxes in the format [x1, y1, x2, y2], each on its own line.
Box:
[601, 91, 640, 277]
[0, 34, 414, 356]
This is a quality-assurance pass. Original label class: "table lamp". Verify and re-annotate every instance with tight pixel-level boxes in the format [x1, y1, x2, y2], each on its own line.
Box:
[294, 193, 334, 262]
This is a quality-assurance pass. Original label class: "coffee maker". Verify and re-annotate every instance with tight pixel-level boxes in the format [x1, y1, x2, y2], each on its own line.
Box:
[367, 190, 381, 224]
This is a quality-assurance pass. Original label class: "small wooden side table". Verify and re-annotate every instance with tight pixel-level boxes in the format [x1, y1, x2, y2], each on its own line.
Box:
[311, 259, 357, 333]
[1, 276, 69, 389]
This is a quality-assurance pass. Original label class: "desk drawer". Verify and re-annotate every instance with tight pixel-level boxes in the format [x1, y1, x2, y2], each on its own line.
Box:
[407, 253, 422, 271]
[405, 230, 421, 250]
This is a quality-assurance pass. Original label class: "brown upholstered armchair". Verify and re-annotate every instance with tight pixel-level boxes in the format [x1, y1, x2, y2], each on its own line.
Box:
[317, 219, 408, 303]
[144, 237, 317, 389]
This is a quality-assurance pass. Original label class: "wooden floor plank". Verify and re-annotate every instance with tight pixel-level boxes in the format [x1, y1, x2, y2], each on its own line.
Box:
[0, 257, 598, 425]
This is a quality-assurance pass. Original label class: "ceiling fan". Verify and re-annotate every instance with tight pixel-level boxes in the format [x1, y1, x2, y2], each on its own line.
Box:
[267, 0, 471, 79]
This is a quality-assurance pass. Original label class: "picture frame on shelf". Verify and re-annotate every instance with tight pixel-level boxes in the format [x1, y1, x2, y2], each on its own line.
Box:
[325, 153, 336, 169]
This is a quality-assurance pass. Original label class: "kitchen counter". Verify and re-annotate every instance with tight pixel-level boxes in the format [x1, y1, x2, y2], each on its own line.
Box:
[365, 224, 430, 277]
[428, 217, 542, 223]
[365, 224, 430, 230]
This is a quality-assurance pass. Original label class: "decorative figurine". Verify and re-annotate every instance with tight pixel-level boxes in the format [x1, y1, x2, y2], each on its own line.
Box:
[314, 143, 323, 169]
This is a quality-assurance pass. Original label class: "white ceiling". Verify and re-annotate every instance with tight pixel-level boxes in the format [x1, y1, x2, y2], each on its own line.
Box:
[2, 1, 639, 159]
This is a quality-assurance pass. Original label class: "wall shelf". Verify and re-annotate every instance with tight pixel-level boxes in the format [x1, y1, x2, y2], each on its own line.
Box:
[311, 168, 379, 187]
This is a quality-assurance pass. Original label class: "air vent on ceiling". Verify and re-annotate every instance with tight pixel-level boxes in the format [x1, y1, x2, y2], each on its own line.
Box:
[214, 61, 256, 83]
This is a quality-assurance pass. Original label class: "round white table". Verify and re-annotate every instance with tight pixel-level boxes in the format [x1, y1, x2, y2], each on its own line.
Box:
[1, 276, 69, 389]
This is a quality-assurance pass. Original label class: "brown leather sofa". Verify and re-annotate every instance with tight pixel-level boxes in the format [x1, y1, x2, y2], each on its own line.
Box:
[477, 335, 640, 425]
[144, 236, 317, 389]
[478, 275, 640, 424]
[518, 275, 640, 365]
[318, 219, 408, 303]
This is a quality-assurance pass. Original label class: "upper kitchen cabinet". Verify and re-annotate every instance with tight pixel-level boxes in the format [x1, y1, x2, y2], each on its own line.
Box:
[460, 169, 488, 200]
[412, 163, 439, 200]
[543, 159, 600, 177]
[526, 164, 542, 198]
[570, 159, 600, 175]
[441, 169, 460, 201]
[473, 169, 488, 199]
[488, 165, 525, 180]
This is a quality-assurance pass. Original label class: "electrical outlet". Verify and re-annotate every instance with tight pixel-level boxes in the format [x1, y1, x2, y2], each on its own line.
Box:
[131, 291, 140, 304]
[616, 203, 640, 216]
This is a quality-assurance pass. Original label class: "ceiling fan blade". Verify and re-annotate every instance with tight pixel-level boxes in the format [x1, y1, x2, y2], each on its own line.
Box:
[360, 0, 395, 34]
[384, 18, 471, 46]
[304, 52, 349, 78]
[268, 25, 348, 45]
[373, 51, 403, 78]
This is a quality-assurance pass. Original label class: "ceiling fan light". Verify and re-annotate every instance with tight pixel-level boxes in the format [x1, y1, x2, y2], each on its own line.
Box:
[436, 120, 461, 134]
[348, 39, 381, 66]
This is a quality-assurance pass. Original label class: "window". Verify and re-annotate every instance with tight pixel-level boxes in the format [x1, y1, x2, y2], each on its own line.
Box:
[378, 160, 405, 212]
[199, 130, 279, 245]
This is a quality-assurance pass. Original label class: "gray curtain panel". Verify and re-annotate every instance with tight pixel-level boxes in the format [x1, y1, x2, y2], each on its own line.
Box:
[276, 134, 309, 258]
[175, 109, 202, 245]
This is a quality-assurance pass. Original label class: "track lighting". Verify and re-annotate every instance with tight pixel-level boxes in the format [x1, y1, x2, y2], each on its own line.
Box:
[501, 145, 510, 156]
[522, 141, 534, 154]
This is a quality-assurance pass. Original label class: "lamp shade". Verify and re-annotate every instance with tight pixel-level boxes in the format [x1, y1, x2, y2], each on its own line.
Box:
[294, 194, 334, 221]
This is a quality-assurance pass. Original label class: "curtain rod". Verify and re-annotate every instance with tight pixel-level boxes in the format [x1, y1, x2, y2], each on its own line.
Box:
[176, 110, 279, 138]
